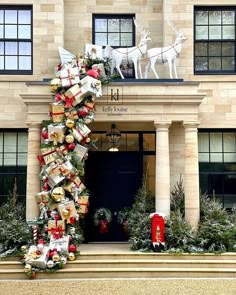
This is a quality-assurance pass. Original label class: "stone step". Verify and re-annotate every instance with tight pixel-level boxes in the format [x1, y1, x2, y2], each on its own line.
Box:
[67, 258, 236, 269]
[0, 261, 22, 269]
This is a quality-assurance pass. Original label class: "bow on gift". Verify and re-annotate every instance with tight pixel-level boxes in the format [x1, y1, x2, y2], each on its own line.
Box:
[48, 223, 65, 239]
[50, 131, 65, 146]
[98, 220, 109, 234]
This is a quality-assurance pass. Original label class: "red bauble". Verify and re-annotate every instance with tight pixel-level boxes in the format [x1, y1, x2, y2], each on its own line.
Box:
[43, 183, 49, 191]
[30, 271, 37, 279]
[49, 250, 57, 258]
[55, 214, 60, 221]
[41, 128, 48, 139]
[38, 239, 44, 244]
[36, 250, 41, 255]
[69, 217, 76, 224]
[69, 244, 77, 252]
[67, 142, 76, 151]
[78, 106, 88, 117]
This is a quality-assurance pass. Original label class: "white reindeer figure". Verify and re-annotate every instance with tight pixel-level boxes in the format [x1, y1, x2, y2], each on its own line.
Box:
[105, 19, 151, 79]
[144, 19, 187, 79]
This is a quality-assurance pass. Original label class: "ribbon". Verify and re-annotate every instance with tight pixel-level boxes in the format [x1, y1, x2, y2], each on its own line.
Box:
[37, 155, 45, 166]
[36, 193, 49, 205]
[61, 69, 80, 86]
[98, 220, 108, 234]
[64, 89, 84, 108]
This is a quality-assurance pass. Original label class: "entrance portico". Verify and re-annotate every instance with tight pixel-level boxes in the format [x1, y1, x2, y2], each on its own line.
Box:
[21, 80, 205, 229]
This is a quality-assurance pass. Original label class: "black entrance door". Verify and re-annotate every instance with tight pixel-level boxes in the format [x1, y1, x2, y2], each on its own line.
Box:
[84, 152, 142, 242]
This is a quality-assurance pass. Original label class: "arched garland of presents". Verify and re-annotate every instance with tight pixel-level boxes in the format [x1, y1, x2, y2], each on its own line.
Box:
[21, 46, 113, 279]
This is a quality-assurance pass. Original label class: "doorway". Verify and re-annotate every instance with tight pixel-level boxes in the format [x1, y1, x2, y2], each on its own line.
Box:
[84, 151, 143, 242]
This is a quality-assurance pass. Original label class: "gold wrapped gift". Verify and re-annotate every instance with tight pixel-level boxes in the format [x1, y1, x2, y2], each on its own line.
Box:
[57, 201, 77, 223]
[64, 108, 79, 120]
[36, 191, 50, 207]
[63, 84, 85, 107]
[49, 103, 65, 123]
[48, 220, 65, 238]
[63, 176, 86, 196]
[40, 146, 58, 165]
[77, 195, 89, 214]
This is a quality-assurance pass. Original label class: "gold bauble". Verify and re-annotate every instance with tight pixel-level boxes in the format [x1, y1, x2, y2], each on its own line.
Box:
[65, 134, 74, 143]
[62, 208, 70, 217]
[51, 187, 65, 202]
[52, 253, 60, 262]
[21, 245, 28, 252]
[68, 252, 75, 261]
[65, 119, 75, 129]
[50, 78, 61, 92]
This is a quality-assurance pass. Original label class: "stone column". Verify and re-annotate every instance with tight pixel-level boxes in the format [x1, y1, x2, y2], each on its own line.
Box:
[154, 121, 171, 216]
[183, 122, 200, 230]
[25, 122, 41, 221]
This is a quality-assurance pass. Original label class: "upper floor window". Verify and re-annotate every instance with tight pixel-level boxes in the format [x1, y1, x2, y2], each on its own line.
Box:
[194, 7, 236, 74]
[92, 14, 135, 78]
[0, 6, 32, 75]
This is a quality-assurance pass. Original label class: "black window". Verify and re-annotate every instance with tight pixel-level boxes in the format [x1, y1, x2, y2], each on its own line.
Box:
[194, 7, 236, 74]
[92, 14, 135, 78]
[198, 130, 236, 209]
[0, 130, 28, 204]
[0, 5, 32, 75]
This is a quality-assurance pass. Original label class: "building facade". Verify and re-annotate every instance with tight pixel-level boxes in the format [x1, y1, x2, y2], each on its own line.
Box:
[1, 1, 236, 240]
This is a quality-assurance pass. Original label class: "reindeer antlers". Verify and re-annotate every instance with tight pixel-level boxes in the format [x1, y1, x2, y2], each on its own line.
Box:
[166, 17, 179, 35]
[133, 18, 150, 35]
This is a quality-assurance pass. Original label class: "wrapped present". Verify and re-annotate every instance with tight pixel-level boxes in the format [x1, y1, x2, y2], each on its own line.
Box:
[70, 124, 91, 143]
[48, 124, 65, 146]
[36, 191, 50, 207]
[57, 201, 77, 223]
[63, 176, 86, 196]
[59, 160, 77, 177]
[63, 84, 85, 107]
[25, 245, 49, 269]
[64, 108, 79, 120]
[49, 235, 70, 255]
[85, 44, 103, 59]
[56, 144, 68, 156]
[84, 111, 95, 125]
[74, 144, 88, 162]
[80, 76, 102, 97]
[78, 195, 89, 214]
[45, 159, 64, 177]
[40, 146, 58, 165]
[49, 103, 65, 123]
[92, 63, 106, 78]
[48, 220, 65, 238]
[60, 67, 80, 87]
[47, 174, 65, 188]
[84, 100, 95, 111]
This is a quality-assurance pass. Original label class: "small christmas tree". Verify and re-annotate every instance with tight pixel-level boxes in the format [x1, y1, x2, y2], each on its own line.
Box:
[127, 182, 155, 251]
[0, 180, 32, 258]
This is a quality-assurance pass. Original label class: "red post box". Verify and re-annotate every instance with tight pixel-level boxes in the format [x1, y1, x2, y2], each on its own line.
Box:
[150, 213, 165, 252]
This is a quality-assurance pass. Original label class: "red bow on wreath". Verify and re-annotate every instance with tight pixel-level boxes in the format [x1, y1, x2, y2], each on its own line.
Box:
[98, 220, 108, 234]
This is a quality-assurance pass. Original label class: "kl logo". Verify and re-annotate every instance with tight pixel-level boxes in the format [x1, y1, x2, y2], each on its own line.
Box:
[108, 86, 123, 104]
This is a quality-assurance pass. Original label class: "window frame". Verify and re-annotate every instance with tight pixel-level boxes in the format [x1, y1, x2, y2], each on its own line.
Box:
[0, 5, 33, 75]
[194, 6, 236, 75]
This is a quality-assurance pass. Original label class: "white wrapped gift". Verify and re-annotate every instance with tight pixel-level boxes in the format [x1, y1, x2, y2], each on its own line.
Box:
[25, 245, 49, 269]
[70, 124, 91, 143]
[60, 67, 80, 87]
[80, 76, 102, 97]
[49, 235, 70, 255]
[48, 124, 65, 146]
[74, 144, 88, 161]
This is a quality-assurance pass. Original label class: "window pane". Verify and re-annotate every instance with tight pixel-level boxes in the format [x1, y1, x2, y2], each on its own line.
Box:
[5, 10, 17, 24]
[5, 25, 17, 38]
[0, 10, 3, 23]
[224, 153, 236, 162]
[224, 133, 236, 152]
[4, 153, 16, 165]
[95, 19, 107, 32]
[198, 133, 209, 152]
[209, 11, 221, 24]
[5, 56, 17, 69]
[222, 57, 234, 70]
[108, 33, 119, 46]
[222, 11, 235, 24]
[0, 41, 4, 54]
[222, 42, 235, 56]
[18, 153, 27, 165]
[127, 134, 139, 151]
[19, 25, 31, 39]
[18, 133, 28, 151]
[4, 133, 16, 152]
[209, 26, 221, 39]
[19, 42, 31, 55]
[199, 153, 209, 162]
[209, 42, 221, 56]
[195, 57, 208, 71]
[143, 134, 155, 151]
[19, 56, 31, 70]
[209, 57, 221, 70]
[0, 56, 3, 69]
[195, 42, 208, 56]
[121, 19, 133, 32]
[5, 42, 17, 55]
[0, 133, 2, 152]
[95, 33, 107, 46]
[211, 153, 223, 162]
[0, 25, 3, 38]
[210, 133, 222, 152]
[196, 26, 208, 40]
[108, 19, 119, 32]
[222, 26, 235, 39]
[18, 10, 31, 24]
[121, 33, 132, 46]
[195, 11, 208, 25]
